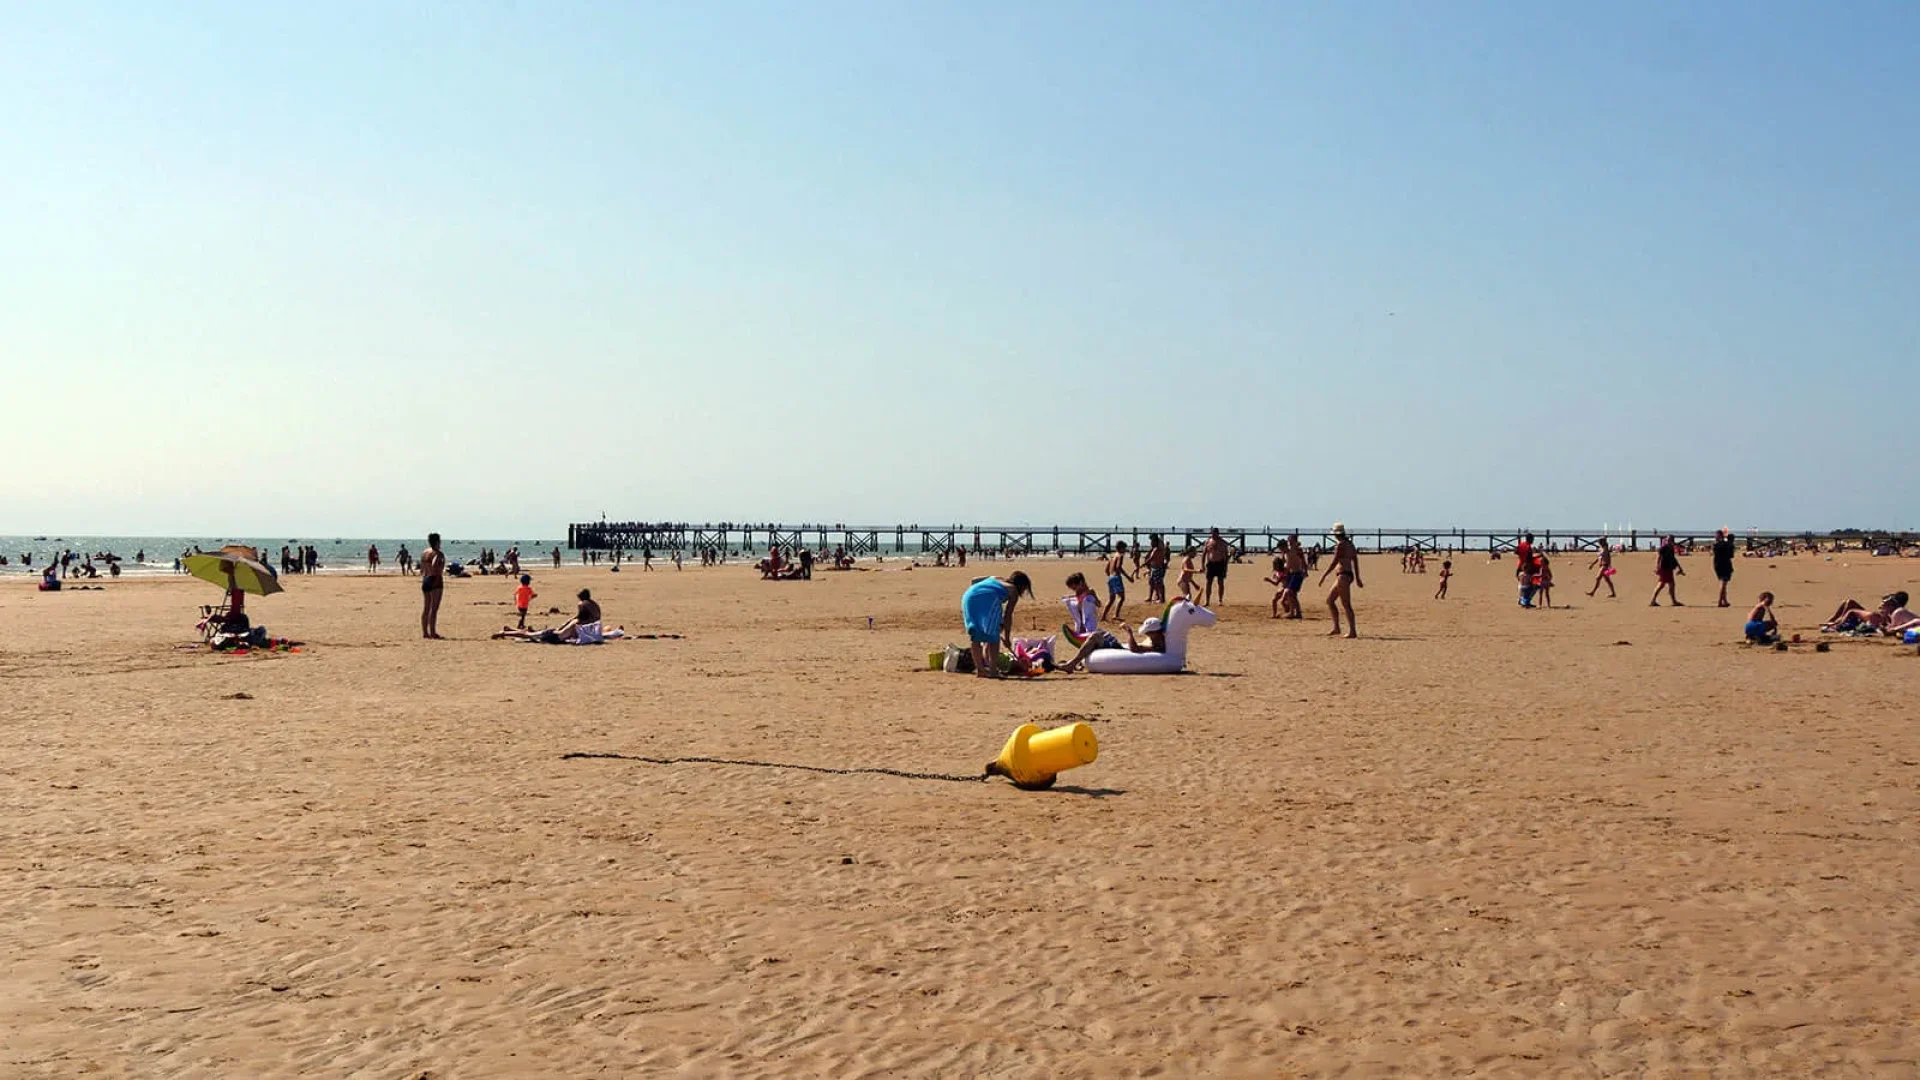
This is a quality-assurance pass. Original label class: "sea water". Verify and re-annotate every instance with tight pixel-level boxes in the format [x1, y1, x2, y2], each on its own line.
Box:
[0, 536, 572, 577]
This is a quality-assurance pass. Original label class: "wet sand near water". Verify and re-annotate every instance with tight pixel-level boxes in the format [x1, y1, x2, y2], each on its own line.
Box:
[2, 553, 1916, 1076]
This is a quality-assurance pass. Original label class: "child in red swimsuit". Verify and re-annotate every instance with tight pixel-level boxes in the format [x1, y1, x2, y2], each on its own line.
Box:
[514, 574, 536, 629]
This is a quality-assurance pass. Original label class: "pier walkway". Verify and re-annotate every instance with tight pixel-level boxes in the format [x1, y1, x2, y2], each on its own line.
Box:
[566, 523, 1903, 558]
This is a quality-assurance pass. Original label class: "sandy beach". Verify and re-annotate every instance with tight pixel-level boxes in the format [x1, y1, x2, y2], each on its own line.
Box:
[3, 551, 1915, 1077]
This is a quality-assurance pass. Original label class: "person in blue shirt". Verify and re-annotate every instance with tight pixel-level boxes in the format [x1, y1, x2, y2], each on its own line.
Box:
[960, 572, 1033, 678]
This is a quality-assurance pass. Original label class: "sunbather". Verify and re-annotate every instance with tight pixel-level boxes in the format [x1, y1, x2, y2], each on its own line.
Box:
[494, 589, 607, 642]
[1823, 591, 1915, 633]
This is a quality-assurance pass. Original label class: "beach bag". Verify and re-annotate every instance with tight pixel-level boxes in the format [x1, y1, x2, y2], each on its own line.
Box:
[943, 644, 969, 673]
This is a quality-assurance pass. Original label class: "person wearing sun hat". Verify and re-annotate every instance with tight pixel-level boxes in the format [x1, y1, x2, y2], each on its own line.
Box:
[1318, 522, 1364, 638]
[1117, 615, 1167, 654]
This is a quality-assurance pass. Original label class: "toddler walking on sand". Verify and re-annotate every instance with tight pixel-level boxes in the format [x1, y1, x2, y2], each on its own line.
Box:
[1434, 559, 1452, 600]
[515, 574, 536, 629]
[1265, 556, 1287, 617]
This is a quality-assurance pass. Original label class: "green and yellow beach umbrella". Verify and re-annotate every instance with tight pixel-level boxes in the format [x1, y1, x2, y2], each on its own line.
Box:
[182, 547, 284, 597]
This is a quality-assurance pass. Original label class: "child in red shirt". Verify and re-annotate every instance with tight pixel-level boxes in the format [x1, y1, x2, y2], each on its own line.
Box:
[515, 574, 536, 628]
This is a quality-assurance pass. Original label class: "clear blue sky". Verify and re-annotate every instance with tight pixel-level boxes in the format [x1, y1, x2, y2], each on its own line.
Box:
[4, 2, 1914, 536]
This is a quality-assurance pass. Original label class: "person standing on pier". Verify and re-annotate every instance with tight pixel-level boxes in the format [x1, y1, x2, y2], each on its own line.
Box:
[1319, 523, 1363, 638]
[1201, 528, 1232, 607]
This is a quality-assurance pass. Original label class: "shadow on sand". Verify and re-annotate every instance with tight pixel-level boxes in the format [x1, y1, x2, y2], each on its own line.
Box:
[563, 752, 1128, 796]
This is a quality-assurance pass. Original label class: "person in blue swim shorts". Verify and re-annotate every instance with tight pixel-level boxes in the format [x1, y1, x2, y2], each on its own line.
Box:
[961, 571, 1033, 679]
[1743, 591, 1778, 644]
[1102, 542, 1134, 622]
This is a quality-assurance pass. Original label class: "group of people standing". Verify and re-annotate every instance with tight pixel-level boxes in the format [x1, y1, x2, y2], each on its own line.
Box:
[1096, 528, 1245, 616]
[1489, 530, 1744, 610]
[366, 543, 413, 574]
[280, 545, 319, 575]
[958, 525, 1370, 674]
[1642, 529, 1743, 608]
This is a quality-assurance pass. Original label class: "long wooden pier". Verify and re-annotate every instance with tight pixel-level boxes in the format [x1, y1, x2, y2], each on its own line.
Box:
[566, 523, 1908, 557]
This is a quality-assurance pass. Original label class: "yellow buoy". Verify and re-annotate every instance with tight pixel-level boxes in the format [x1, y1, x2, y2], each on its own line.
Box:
[984, 722, 1098, 789]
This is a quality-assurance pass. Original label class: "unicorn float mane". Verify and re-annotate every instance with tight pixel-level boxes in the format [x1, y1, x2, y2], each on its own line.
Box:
[1157, 599, 1215, 663]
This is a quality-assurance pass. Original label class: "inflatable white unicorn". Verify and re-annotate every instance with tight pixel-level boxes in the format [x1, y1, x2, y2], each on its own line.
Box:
[1072, 598, 1217, 674]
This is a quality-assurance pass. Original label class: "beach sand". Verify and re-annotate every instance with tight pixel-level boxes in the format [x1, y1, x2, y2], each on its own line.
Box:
[3, 552, 1916, 1077]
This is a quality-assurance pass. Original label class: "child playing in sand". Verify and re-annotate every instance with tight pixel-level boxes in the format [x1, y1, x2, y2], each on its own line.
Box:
[1745, 592, 1778, 644]
[1535, 555, 1554, 609]
[1587, 544, 1616, 598]
[1434, 559, 1452, 599]
[1265, 556, 1287, 617]
[514, 574, 536, 629]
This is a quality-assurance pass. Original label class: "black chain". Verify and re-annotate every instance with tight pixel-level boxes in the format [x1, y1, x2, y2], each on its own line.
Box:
[561, 751, 986, 784]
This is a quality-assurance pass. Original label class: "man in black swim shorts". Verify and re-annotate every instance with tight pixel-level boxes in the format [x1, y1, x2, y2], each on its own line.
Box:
[419, 532, 447, 639]
[1201, 528, 1231, 606]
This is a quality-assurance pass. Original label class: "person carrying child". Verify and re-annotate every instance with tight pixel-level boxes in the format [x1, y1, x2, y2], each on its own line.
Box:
[1650, 535, 1684, 607]
[1279, 533, 1308, 618]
